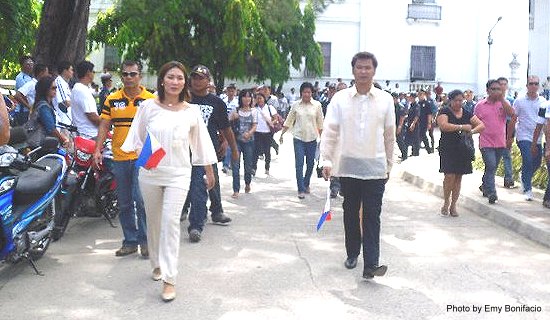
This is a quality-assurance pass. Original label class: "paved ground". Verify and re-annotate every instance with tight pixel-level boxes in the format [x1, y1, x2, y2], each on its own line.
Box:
[0, 134, 549, 320]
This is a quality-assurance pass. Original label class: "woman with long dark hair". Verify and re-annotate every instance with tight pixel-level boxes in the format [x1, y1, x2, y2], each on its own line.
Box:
[121, 61, 217, 302]
[29, 76, 69, 147]
[229, 89, 258, 198]
[437, 89, 484, 217]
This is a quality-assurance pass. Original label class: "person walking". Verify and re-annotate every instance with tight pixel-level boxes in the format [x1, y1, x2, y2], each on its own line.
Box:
[279, 82, 324, 199]
[475, 80, 515, 204]
[229, 89, 258, 198]
[182, 65, 238, 243]
[437, 90, 484, 216]
[94, 61, 156, 257]
[320, 51, 395, 280]
[121, 61, 217, 302]
[509, 76, 546, 200]
[252, 92, 276, 176]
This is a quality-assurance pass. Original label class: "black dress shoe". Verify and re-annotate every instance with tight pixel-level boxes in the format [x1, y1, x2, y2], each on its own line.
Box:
[344, 257, 358, 269]
[363, 265, 388, 279]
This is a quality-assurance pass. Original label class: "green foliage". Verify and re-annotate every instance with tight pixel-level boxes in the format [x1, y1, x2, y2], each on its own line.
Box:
[473, 143, 548, 190]
[88, 0, 324, 90]
[0, 0, 42, 78]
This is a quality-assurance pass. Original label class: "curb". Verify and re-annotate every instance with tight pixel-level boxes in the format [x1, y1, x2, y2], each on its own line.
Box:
[399, 169, 550, 248]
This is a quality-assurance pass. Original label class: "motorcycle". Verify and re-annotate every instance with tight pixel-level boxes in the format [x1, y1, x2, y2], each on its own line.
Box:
[0, 137, 67, 275]
[52, 123, 118, 241]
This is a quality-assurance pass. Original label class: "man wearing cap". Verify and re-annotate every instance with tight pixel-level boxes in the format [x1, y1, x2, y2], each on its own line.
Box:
[183, 64, 238, 243]
[93, 60, 155, 257]
[99, 72, 115, 115]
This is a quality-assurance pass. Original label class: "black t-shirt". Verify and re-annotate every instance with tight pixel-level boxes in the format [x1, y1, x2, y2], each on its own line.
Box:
[418, 99, 432, 126]
[191, 93, 230, 152]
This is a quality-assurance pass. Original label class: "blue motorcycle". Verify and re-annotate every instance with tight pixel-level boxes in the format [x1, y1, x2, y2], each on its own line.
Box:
[0, 137, 67, 275]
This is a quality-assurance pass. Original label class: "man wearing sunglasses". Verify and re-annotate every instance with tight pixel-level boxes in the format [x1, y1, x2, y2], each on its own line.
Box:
[509, 76, 546, 201]
[94, 61, 155, 257]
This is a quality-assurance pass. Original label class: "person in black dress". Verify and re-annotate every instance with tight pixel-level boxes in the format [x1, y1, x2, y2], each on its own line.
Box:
[436, 90, 485, 217]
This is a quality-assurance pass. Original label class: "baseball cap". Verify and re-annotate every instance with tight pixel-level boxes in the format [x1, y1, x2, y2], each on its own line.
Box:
[191, 65, 211, 78]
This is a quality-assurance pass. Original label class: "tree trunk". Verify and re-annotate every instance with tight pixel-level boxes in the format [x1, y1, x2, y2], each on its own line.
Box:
[33, 0, 91, 70]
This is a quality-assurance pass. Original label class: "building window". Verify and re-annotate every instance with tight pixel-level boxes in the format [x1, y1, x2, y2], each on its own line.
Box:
[319, 42, 331, 77]
[104, 45, 120, 71]
[410, 45, 436, 81]
[407, 3, 441, 21]
[306, 42, 331, 78]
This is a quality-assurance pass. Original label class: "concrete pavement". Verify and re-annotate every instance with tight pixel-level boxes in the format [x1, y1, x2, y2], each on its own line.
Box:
[0, 134, 549, 319]
[398, 152, 550, 248]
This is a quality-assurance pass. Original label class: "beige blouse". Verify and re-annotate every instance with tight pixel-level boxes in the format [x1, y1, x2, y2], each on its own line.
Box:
[283, 99, 324, 142]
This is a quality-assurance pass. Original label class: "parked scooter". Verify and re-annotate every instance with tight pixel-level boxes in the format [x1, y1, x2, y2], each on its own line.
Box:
[53, 123, 118, 238]
[0, 137, 67, 275]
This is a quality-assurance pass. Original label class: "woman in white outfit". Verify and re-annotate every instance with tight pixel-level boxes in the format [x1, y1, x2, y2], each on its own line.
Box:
[121, 61, 217, 302]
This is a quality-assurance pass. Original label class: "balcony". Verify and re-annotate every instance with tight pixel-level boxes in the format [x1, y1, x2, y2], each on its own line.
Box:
[407, 3, 442, 21]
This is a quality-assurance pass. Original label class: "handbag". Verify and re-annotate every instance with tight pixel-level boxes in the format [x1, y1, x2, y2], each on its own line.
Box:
[458, 131, 475, 161]
[267, 106, 283, 133]
[23, 102, 48, 148]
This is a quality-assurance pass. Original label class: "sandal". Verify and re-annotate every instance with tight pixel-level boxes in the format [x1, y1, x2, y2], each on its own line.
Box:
[231, 192, 239, 199]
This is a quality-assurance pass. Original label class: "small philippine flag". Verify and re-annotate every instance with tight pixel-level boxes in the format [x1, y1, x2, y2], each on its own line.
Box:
[316, 187, 333, 231]
[135, 131, 166, 169]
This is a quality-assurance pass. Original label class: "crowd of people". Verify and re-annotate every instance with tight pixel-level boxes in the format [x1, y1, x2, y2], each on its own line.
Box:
[2, 51, 550, 302]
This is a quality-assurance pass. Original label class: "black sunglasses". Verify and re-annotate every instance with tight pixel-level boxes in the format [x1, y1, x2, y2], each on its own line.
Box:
[121, 71, 139, 77]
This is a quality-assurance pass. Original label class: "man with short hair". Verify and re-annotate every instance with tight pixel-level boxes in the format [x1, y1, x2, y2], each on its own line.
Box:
[53, 61, 74, 125]
[15, 56, 34, 90]
[98, 73, 115, 114]
[13, 63, 49, 124]
[221, 83, 239, 173]
[475, 79, 515, 204]
[509, 76, 546, 201]
[93, 61, 155, 257]
[320, 51, 395, 280]
[498, 77, 517, 189]
[183, 64, 238, 242]
[71, 61, 100, 138]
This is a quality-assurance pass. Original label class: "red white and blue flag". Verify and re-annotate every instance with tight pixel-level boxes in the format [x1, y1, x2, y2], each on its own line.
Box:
[316, 187, 333, 231]
[135, 131, 166, 169]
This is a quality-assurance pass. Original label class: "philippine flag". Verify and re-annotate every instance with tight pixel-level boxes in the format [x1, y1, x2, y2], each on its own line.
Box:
[135, 131, 166, 169]
[316, 187, 333, 231]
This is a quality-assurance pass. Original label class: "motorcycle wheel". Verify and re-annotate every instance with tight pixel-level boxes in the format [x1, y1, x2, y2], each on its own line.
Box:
[29, 200, 57, 260]
[52, 193, 72, 241]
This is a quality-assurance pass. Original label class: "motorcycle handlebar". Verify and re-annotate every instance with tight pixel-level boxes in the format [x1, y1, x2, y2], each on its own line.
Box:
[57, 122, 79, 133]
[28, 162, 50, 171]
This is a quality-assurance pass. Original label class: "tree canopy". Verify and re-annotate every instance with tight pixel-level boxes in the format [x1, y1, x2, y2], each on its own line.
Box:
[89, 0, 328, 91]
[0, 0, 41, 78]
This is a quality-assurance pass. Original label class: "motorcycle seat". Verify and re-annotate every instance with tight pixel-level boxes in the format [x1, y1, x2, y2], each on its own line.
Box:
[14, 157, 63, 205]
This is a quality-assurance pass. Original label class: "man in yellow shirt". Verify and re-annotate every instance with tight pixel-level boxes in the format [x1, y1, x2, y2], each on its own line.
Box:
[93, 61, 156, 257]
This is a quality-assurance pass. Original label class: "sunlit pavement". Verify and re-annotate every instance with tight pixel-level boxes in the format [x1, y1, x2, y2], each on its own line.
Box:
[0, 132, 548, 320]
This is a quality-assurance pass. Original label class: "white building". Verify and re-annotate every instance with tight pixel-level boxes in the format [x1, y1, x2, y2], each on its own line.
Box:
[89, 0, 549, 95]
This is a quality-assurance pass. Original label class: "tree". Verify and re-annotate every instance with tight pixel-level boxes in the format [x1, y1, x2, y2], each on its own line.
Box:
[0, 0, 41, 78]
[89, 0, 326, 92]
[33, 0, 91, 70]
